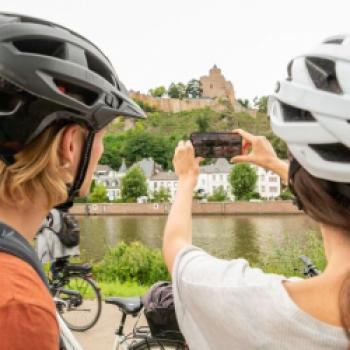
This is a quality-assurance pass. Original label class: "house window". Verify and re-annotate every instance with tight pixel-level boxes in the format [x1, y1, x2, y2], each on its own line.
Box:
[167, 182, 171, 188]
[270, 186, 278, 193]
[213, 175, 216, 181]
[261, 186, 266, 192]
[154, 182, 158, 189]
[210, 84, 213, 89]
[269, 177, 277, 182]
[202, 179, 205, 186]
[260, 175, 265, 181]
[220, 175, 223, 181]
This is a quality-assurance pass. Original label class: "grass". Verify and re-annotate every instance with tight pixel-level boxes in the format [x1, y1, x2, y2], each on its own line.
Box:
[257, 230, 326, 278]
[97, 281, 149, 298]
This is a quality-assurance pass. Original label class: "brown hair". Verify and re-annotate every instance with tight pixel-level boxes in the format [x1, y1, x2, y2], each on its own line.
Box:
[0, 125, 72, 210]
[292, 167, 350, 341]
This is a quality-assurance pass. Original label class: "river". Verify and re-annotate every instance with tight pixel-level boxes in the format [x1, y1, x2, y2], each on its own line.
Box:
[77, 214, 320, 263]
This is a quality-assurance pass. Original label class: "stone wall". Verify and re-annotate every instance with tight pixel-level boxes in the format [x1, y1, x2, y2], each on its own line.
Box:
[130, 91, 256, 116]
[71, 201, 301, 216]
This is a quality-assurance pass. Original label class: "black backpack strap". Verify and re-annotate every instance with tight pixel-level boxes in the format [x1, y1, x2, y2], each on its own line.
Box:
[0, 222, 66, 349]
[0, 222, 49, 287]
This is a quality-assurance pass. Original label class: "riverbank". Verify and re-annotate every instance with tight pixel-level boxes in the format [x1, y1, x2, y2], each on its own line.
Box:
[71, 200, 301, 216]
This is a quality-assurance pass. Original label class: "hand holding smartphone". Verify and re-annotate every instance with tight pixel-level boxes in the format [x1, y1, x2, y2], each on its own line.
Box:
[190, 132, 242, 159]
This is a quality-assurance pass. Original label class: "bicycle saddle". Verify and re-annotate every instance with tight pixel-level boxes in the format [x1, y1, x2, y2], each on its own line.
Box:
[105, 296, 143, 315]
[66, 263, 92, 273]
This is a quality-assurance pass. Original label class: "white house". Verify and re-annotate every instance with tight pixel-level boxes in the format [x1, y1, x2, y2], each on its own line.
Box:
[254, 165, 281, 199]
[196, 158, 233, 199]
[95, 157, 282, 202]
[93, 164, 120, 200]
[149, 171, 179, 200]
[149, 158, 234, 202]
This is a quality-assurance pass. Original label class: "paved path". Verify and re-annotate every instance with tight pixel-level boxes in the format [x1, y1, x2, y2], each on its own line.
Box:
[74, 304, 147, 350]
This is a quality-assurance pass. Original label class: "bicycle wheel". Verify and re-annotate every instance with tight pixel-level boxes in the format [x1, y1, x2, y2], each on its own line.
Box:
[57, 276, 102, 332]
[130, 339, 187, 350]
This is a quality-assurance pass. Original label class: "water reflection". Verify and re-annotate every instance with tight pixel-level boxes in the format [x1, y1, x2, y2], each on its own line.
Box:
[77, 215, 320, 263]
[232, 218, 260, 264]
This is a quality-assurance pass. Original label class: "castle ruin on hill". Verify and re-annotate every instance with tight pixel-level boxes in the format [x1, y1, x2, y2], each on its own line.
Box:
[125, 66, 255, 128]
[200, 64, 236, 105]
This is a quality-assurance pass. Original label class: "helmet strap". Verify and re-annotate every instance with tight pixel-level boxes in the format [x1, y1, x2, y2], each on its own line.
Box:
[56, 130, 96, 210]
[288, 157, 304, 210]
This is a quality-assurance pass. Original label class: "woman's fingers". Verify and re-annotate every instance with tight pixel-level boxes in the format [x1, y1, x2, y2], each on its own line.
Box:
[230, 154, 251, 163]
[195, 157, 204, 166]
[233, 129, 255, 143]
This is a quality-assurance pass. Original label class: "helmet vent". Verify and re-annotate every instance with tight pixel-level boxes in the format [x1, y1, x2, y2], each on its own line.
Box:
[287, 60, 293, 81]
[85, 51, 114, 85]
[310, 143, 350, 163]
[305, 56, 343, 94]
[13, 39, 65, 58]
[54, 79, 98, 106]
[0, 90, 22, 115]
[280, 102, 316, 122]
[323, 38, 344, 45]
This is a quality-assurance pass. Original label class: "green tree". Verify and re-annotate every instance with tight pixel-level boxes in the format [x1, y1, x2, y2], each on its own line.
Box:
[100, 134, 125, 170]
[207, 186, 228, 202]
[121, 166, 148, 202]
[237, 98, 251, 109]
[151, 187, 171, 203]
[186, 79, 203, 98]
[196, 114, 210, 132]
[229, 163, 257, 200]
[168, 82, 186, 99]
[253, 96, 268, 113]
[267, 132, 288, 159]
[88, 183, 109, 203]
[121, 130, 174, 170]
[148, 86, 166, 98]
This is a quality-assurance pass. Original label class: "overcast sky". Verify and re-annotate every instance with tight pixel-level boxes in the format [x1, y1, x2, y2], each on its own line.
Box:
[2, 0, 350, 101]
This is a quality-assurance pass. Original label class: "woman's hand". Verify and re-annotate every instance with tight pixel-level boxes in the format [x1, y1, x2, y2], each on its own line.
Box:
[231, 129, 278, 169]
[231, 129, 289, 183]
[173, 140, 203, 188]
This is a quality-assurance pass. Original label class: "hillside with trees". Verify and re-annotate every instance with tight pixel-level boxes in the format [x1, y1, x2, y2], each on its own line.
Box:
[102, 103, 287, 172]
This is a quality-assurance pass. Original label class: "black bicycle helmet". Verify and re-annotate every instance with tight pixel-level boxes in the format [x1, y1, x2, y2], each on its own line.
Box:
[0, 12, 146, 207]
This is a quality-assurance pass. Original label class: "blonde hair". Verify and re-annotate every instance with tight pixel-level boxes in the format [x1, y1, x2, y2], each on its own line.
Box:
[0, 125, 73, 209]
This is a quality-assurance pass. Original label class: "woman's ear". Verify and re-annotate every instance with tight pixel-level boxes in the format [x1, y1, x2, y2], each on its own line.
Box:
[60, 124, 85, 171]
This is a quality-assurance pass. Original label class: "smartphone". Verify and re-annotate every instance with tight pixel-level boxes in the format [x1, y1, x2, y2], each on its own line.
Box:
[190, 132, 242, 159]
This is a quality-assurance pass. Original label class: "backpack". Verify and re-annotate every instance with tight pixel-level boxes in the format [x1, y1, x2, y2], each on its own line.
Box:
[142, 281, 184, 341]
[44, 210, 80, 248]
[0, 222, 82, 350]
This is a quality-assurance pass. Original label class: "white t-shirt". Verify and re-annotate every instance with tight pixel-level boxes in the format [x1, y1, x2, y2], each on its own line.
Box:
[173, 246, 348, 350]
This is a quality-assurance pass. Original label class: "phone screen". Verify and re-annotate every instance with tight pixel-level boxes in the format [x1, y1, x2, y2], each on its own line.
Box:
[190, 132, 242, 159]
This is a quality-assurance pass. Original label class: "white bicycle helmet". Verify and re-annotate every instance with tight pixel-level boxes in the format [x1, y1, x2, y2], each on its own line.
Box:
[268, 34, 350, 183]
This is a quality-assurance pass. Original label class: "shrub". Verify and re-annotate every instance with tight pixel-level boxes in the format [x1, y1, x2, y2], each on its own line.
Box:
[259, 231, 326, 277]
[280, 189, 294, 200]
[88, 183, 109, 203]
[242, 191, 260, 201]
[93, 241, 170, 285]
[207, 186, 228, 202]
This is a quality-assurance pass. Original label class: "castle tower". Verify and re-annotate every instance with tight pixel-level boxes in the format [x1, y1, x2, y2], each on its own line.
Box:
[200, 65, 236, 105]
